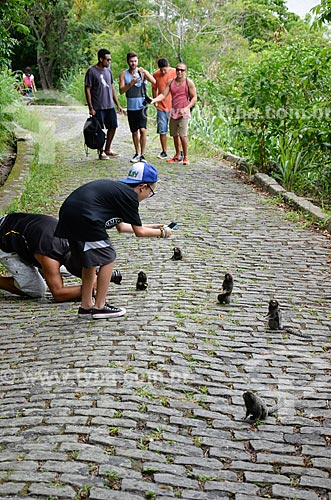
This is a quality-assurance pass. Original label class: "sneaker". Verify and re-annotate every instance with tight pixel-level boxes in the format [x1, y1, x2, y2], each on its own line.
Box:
[92, 303, 126, 319]
[78, 307, 93, 318]
[99, 152, 111, 160]
[59, 265, 73, 277]
[140, 154, 146, 162]
[166, 156, 182, 163]
[183, 157, 190, 165]
[157, 151, 168, 159]
[130, 153, 140, 163]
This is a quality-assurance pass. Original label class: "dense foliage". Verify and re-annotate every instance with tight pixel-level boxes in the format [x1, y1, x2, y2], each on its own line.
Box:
[0, 71, 22, 157]
[220, 28, 331, 205]
[1, 0, 331, 210]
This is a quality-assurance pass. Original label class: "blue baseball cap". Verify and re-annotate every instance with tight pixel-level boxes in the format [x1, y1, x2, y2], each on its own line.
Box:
[120, 162, 158, 184]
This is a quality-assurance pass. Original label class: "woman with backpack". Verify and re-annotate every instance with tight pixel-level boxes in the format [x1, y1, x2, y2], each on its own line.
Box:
[22, 67, 37, 96]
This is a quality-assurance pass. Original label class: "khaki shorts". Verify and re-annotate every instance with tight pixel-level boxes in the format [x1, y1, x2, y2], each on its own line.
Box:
[169, 116, 190, 137]
[0, 250, 46, 298]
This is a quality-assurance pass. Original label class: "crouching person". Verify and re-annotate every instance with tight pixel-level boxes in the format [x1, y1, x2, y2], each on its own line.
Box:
[0, 213, 84, 302]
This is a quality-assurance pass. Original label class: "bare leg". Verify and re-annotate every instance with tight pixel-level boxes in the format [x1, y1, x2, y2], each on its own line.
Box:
[180, 135, 188, 157]
[104, 127, 116, 153]
[0, 276, 25, 296]
[140, 128, 147, 155]
[173, 136, 181, 157]
[160, 133, 167, 152]
[132, 131, 140, 154]
[81, 267, 97, 309]
[94, 262, 114, 309]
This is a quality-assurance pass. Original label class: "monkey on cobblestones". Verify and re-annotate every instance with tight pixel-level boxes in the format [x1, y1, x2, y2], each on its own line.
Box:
[217, 273, 233, 304]
[136, 271, 148, 291]
[243, 391, 278, 422]
[266, 299, 312, 340]
[171, 247, 183, 261]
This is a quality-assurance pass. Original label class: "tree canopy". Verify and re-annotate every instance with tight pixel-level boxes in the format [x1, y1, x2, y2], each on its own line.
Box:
[3, 0, 305, 87]
[2, 0, 331, 207]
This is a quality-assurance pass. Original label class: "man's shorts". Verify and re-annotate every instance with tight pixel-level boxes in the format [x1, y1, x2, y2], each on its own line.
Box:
[127, 109, 147, 133]
[0, 250, 46, 298]
[68, 239, 116, 269]
[96, 108, 118, 130]
[157, 110, 170, 135]
[169, 116, 190, 137]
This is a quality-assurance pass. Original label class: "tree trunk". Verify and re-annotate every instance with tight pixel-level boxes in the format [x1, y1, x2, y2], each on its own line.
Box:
[37, 52, 53, 89]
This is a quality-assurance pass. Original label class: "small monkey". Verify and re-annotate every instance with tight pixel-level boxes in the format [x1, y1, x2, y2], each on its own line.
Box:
[267, 299, 312, 340]
[217, 273, 233, 304]
[243, 391, 278, 422]
[136, 271, 148, 291]
[171, 247, 183, 261]
[267, 299, 281, 329]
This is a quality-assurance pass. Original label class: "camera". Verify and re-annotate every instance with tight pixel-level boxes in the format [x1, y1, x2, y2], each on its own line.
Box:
[111, 269, 122, 285]
[142, 96, 152, 106]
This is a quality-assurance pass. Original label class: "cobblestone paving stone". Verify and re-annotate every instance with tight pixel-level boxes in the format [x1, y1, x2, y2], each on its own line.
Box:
[0, 105, 330, 499]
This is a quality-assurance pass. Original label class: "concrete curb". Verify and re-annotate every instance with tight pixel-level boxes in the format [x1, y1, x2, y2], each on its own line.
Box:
[0, 126, 35, 213]
[223, 153, 331, 235]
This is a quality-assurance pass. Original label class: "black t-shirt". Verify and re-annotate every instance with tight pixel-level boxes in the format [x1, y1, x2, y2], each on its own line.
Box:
[0, 213, 71, 268]
[55, 180, 142, 241]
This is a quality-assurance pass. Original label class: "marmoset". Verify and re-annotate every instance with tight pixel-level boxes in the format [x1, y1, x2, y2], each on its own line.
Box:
[217, 273, 233, 304]
[243, 391, 278, 422]
[267, 299, 312, 340]
[136, 271, 148, 291]
[171, 247, 183, 261]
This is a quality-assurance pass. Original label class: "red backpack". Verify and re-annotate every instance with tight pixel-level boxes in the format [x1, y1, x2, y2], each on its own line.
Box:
[23, 74, 31, 88]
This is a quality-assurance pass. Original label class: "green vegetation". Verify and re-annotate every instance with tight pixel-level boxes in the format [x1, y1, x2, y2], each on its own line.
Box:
[0, 70, 21, 157]
[1, 0, 331, 207]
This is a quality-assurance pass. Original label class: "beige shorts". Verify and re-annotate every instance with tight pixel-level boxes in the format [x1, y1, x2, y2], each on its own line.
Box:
[0, 250, 46, 297]
[169, 116, 190, 137]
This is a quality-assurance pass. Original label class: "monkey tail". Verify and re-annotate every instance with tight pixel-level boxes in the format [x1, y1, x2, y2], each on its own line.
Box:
[284, 328, 313, 341]
[267, 404, 279, 416]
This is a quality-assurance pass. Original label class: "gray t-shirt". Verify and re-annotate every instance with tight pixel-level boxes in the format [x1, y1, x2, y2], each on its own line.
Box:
[85, 65, 114, 110]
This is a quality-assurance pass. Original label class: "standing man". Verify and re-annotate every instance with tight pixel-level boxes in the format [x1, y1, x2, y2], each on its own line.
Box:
[119, 52, 155, 163]
[85, 49, 123, 160]
[55, 162, 173, 320]
[151, 62, 197, 166]
[152, 58, 176, 160]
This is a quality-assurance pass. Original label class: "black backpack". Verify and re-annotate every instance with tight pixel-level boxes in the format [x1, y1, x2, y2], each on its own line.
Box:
[83, 116, 105, 152]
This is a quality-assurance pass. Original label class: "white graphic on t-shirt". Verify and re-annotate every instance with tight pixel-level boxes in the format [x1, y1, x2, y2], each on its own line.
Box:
[100, 75, 110, 88]
[105, 217, 122, 229]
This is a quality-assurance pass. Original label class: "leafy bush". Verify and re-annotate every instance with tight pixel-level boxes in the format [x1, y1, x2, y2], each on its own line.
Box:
[0, 69, 21, 156]
[188, 28, 331, 208]
[59, 67, 86, 104]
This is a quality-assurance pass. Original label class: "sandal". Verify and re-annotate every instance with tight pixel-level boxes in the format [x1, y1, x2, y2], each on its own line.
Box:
[166, 156, 182, 163]
[105, 150, 120, 157]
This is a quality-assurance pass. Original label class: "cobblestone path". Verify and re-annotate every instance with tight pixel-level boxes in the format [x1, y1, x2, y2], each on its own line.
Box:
[0, 106, 330, 499]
